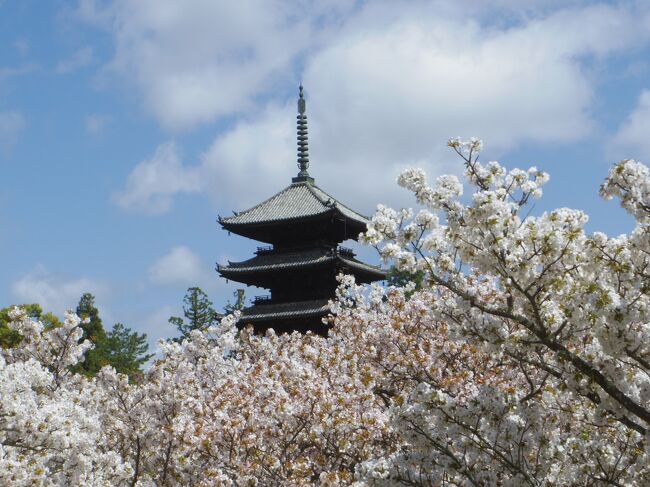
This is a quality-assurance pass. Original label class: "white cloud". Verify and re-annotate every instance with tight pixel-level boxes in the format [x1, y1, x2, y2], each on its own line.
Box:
[200, 102, 294, 209]
[149, 246, 208, 287]
[56, 46, 94, 74]
[77, 0, 360, 131]
[12, 267, 109, 314]
[611, 90, 650, 161]
[0, 111, 26, 155]
[85, 113, 110, 135]
[197, 3, 650, 212]
[80, 1, 650, 134]
[113, 142, 201, 214]
[306, 2, 648, 155]
[107, 2, 650, 212]
[88, 1, 301, 130]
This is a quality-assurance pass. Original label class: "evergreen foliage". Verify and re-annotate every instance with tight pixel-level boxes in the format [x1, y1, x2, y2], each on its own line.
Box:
[104, 323, 153, 380]
[73, 293, 108, 376]
[385, 267, 425, 297]
[72, 293, 152, 380]
[4, 295, 154, 379]
[169, 287, 220, 342]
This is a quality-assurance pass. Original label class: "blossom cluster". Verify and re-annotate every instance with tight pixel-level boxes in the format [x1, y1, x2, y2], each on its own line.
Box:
[361, 140, 650, 485]
[1, 141, 648, 485]
[0, 308, 132, 485]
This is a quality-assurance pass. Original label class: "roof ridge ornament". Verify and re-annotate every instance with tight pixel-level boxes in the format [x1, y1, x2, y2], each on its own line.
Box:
[292, 84, 315, 184]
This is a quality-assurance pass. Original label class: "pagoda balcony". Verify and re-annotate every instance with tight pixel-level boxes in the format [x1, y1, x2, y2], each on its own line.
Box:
[253, 295, 273, 305]
[337, 246, 355, 258]
[255, 243, 355, 257]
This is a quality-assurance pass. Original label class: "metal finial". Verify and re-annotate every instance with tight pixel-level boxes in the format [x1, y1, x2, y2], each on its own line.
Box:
[298, 84, 306, 114]
[293, 84, 313, 183]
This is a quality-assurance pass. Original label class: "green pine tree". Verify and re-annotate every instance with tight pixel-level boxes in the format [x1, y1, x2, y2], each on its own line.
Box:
[2, 295, 152, 380]
[169, 287, 219, 342]
[73, 293, 109, 376]
[386, 267, 425, 298]
[104, 323, 154, 381]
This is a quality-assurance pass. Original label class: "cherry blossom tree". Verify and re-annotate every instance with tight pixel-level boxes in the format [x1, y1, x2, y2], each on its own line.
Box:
[1, 140, 648, 486]
[93, 314, 392, 485]
[358, 140, 650, 485]
[0, 308, 132, 486]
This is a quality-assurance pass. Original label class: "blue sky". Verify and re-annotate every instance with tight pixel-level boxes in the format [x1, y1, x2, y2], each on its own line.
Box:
[2, 0, 650, 348]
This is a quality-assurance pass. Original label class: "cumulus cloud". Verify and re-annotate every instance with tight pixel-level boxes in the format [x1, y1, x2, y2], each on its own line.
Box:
[113, 142, 201, 214]
[200, 102, 294, 209]
[310, 1, 650, 152]
[12, 267, 108, 314]
[0, 111, 26, 155]
[56, 46, 94, 74]
[610, 90, 650, 161]
[79, 0, 355, 131]
[79, 0, 650, 133]
[103, 1, 650, 211]
[198, 2, 650, 211]
[149, 246, 208, 287]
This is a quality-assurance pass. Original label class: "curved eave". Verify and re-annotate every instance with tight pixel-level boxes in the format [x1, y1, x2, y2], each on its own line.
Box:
[219, 208, 368, 239]
[239, 300, 331, 322]
[240, 307, 330, 322]
[337, 256, 387, 282]
[219, 208, 326, 226]
[218, 255, 333, 275]
[217, 255, 386, 285]
[219, 210, 330, 232]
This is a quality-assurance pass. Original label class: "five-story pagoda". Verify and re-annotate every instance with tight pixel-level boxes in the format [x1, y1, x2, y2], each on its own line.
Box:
[217, 86, 385, 335]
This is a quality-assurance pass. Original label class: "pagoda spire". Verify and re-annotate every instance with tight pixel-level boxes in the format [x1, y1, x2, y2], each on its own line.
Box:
[218, 84, 387, 335]
[293, 84, 314, 184]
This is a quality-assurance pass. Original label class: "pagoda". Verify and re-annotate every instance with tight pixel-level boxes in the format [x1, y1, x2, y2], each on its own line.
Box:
[217, 86, 385, 335]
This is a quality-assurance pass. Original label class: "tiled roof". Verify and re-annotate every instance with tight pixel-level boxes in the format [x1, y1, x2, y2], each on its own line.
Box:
[220, 181, 369, 226]
[218, 247, 386, 278]
[240, 299, 331, 322]
[220, 247, 329, 272]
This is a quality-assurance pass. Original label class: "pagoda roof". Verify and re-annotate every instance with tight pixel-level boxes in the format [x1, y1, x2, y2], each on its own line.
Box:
[239, 299, 330, 323]
[217, 247, 386, 279]
[219, 181, 369, 228]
